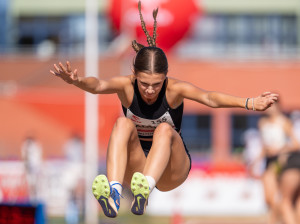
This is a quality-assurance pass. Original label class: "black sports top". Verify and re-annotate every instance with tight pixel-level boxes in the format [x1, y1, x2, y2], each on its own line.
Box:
[122, 78, 184, 139]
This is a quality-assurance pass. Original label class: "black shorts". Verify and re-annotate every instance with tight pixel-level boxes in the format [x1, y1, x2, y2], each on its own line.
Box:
[281, 151, 300, 173]
[265, 155, 279, 170]
[139, 138, 192, 172]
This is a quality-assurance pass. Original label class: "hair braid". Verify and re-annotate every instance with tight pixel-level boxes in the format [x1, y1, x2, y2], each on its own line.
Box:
[131, 1, 160, 52]
[138, 1, 154, 47]
[152, 8, 158, 47]
[132, 40, 145, 53]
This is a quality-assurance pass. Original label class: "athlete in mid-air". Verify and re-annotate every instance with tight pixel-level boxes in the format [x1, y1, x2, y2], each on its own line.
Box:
[50, 1, 278, 218]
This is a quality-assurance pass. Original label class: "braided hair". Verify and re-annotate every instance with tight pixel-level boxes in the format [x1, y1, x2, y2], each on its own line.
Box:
[132, 1, 168, 76]
[132, 1, 158, 52]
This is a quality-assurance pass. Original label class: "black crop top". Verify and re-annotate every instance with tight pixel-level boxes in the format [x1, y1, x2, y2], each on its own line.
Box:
[122, 79, 184, 139]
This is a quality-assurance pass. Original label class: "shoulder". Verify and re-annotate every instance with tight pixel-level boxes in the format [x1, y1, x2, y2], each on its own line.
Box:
[114, 75, 135, 108]
[167, 77, 204, 97]
[166, 77, 188, 93]
[127, 74, 136, 83]
[107, 75, 134, 91]
[279, 115, 293, 129]
[124, 74, 135, 90]
[165, 77, 190, 108]
[280, 114, 290, 123]
[116, 74, 136, 93]
[113, 75, 134, 85]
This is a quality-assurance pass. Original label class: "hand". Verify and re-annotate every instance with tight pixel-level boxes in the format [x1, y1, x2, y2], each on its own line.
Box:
[253, 92, 279, 111]
[50, 61, 79, 84]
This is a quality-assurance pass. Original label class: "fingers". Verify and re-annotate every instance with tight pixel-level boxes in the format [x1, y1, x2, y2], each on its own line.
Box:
[50, 70, 58, 76]
[59, 62, 67, 73]
[262, 91, 271, 95]
[54, 64, 60, 73]
[66, 61, 72, 72]
[51, 61, 77, 84]
[253, 92, 279, 111]
[260, 92, 279, 104]
[53, 61, 72, 74]
[261, 92, 279, 98]
[269, 94, 279, 103]
[264, 96, 278, 110]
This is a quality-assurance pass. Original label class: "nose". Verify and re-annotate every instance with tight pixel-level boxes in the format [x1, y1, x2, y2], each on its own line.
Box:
[146, 86, 154, 94]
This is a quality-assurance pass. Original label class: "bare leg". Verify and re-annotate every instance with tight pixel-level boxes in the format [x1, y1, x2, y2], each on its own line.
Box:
[262, 167, 280, 224]
[296, 195, 300, 223]
[93, 117, 147, 217]
[130, 123, 191, 215]
[106, 117, 146, 185]
[143, 123, 191, 191]
[280, 169, 300, 224]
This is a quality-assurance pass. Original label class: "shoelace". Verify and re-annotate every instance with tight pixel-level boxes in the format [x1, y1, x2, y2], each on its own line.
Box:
[110, 183, 124, 210]
[111, 183, 124, 198]
[111, 187, 124, 199]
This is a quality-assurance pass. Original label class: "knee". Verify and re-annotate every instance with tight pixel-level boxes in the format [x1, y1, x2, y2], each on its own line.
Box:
[154, 122, 174, 138]
[264, 192, 277, 207]
[114, 117, 135, 130]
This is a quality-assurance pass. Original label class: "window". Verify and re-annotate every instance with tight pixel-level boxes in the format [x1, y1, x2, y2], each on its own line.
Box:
[181, 114, 211, 152]
[15, 14, 114, 55]
[176, 14, 298, 59]
[231, 114, 261, 153]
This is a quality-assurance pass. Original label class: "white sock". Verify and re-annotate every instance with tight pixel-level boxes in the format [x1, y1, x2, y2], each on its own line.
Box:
[110, 181, 122, 195]
[145, 176, 156, 193]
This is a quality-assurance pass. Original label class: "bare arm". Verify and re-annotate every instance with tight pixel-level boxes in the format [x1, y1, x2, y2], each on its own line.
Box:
[176, 81, 278, 111]
[50, 61, 128, 94]
[284, 118, 300, 151]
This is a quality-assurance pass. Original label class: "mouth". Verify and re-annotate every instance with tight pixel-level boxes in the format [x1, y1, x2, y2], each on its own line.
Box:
[145, 93, 155, 98]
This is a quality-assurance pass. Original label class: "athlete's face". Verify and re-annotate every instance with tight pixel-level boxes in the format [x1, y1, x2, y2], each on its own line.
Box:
[136, 72, 166, 104]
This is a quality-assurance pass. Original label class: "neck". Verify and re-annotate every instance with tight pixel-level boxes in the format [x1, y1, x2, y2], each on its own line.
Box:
[141, 95, 158, 105]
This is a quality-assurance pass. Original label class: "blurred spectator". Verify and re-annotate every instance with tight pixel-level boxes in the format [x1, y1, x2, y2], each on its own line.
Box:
[63, 133, 83, 164]
[290, 110, 300, 142]
[21, 135, 43, 202]
[243, 128, 264, 178]
[277, 110, 300, 224]
[65, 189, 80, 224]
[257, 101, 299, 224]
[63, 133, 84, 223]
[279, 150, 300, 224]
[36, 39, 56, 59]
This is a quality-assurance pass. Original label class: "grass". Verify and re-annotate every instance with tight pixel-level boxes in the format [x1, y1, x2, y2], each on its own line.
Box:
[48, 213, 267, 224]
[48, 213, 170, 224]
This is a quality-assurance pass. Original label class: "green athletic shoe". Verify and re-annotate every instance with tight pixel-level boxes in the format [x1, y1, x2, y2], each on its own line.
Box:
[130, 172, 150, 215]
[92, 174, 121, 218]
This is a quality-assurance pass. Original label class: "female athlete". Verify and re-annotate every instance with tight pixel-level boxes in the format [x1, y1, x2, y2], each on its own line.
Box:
[50, 1, 278, 218]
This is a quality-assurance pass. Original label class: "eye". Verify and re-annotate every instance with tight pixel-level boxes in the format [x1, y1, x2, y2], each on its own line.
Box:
[140, 82, 149, 87]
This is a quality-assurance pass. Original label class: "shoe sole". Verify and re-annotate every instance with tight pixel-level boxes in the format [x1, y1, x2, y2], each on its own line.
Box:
[130, 172, 150, 215]
[92, 175, 117, 218]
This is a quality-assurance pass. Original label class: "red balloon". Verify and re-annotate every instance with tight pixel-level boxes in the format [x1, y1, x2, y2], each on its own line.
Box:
[108, 0, 199, 51]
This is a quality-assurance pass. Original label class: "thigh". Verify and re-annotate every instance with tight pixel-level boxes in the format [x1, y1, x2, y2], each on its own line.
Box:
[280, 169, 300, 200]
[262, 168, 279, 205]
[123, 136, 147, 186]
[110, 117, 148, 186]
[296, 194, 300, 216]
[156, 131, 191, 192]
